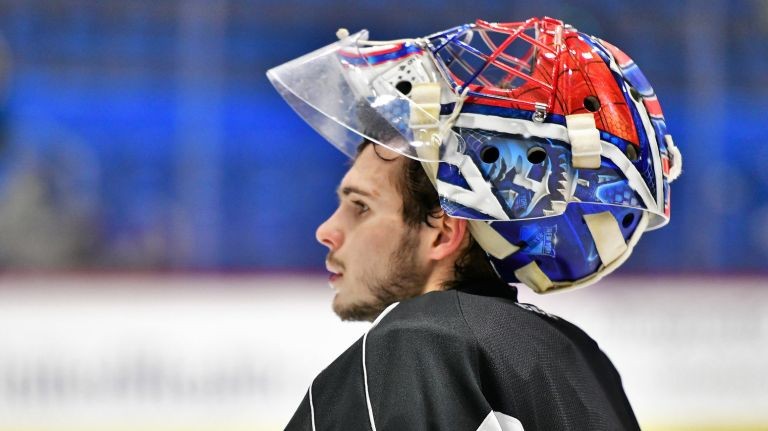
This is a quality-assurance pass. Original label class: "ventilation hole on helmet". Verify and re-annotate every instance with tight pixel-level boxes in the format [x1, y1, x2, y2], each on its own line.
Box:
[395, 80, 412, 95]
[480, 146, 500, 163]
[625, 144, 639, 161]
[629, 86, 643, 102]
[527, 147, 547, 164]
[583, 95, 601, 112]
[622, 213, 635, 228]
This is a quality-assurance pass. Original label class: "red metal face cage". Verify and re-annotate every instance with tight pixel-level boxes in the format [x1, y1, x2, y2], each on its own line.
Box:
[428, 17, 566, 118]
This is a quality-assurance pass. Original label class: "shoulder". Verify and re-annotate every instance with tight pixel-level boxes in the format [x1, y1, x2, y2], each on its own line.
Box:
[368, 287, 573, 347]
[314, 290, 474, 380]
[362, 287, 577, 365]
[361, 292, 492, 429]
[369, 289, 472, 346]
[362, 291, 484, 386]
[452, 286, 615, 380]
[455, 286, 588, 344]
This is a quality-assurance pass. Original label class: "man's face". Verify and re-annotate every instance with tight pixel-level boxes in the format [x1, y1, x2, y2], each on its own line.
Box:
[315, 145, 430, 321]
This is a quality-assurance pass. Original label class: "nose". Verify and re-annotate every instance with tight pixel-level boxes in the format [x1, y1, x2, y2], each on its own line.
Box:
[315, 210, 343, 251]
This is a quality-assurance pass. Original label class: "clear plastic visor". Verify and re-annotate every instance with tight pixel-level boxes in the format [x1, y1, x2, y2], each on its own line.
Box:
[266, 30, 458, 161]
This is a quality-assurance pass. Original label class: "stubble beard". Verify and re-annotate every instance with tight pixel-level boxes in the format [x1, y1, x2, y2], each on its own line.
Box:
[333, 227, 428, 322]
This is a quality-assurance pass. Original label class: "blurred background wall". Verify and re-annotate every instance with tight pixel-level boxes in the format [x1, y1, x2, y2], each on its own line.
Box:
[0, 1, 766, 430]
[0, 0, 765, 273]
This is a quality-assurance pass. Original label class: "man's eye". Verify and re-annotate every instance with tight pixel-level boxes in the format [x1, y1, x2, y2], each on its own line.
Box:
[353, 200, 369, 214]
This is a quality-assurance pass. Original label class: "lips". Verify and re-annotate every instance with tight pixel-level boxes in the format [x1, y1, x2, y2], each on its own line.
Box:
[325, 253, 346, 287]
[325, 263, 343, 284]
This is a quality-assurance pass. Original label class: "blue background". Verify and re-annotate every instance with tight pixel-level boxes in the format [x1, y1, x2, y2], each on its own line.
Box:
[0, 0, 765, 274]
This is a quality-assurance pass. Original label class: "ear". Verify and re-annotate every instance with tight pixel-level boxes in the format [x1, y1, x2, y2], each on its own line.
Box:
[426, 214, 469, 261]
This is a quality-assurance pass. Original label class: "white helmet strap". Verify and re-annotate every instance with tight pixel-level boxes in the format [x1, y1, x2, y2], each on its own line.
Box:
[566, 113, 602, 169]
[665, 134, 683, 182]
[583, 211, 629, 266]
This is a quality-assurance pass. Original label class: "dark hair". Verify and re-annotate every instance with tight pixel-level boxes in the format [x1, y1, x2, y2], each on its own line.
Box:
[358, 141, 501, 289]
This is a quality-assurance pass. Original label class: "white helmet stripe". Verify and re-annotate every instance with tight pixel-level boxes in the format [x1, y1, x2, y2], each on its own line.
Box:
[601, 40, 664, 216]
[628, 91, 665, 214]
[600, 141, 657, 216]
[452, 113, 570, 141]
[436, 151, 511, 221]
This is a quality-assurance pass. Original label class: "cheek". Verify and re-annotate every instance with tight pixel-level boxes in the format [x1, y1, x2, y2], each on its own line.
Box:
[343, 216, 407, 269]
[361, 217, 407, 250]
[344, 232, 387, 273]
[366, 226, 395, 246]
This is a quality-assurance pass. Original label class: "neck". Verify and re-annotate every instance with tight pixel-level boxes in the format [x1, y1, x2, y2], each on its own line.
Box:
[420, 259, 455, 294]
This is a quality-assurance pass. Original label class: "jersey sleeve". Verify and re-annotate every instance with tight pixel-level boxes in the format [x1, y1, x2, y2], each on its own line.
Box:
[285, 338, 372, 431]
[284, 389, 313, 431]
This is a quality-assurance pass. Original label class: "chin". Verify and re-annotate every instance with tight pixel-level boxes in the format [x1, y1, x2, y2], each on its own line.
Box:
[332, 295, 381, 322]
[331, 294, 352, 318]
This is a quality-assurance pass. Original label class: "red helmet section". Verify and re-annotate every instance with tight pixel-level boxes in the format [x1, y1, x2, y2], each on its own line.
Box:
[460, 18, 640, 147]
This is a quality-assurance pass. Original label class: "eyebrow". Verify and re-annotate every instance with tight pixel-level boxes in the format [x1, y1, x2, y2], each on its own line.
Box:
[337, 185, 373, 200]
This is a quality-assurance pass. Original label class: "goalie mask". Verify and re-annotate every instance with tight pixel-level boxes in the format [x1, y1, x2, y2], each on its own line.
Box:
[267, 17, 682, 293]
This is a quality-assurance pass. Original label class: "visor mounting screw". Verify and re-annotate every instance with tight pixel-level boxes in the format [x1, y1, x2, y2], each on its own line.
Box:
[336, 28, 350, 40]
[533, 102, 548, 123]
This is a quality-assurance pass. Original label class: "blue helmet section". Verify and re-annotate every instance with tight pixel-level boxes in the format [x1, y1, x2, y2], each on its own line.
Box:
[436, 127, 650, 286]
[437, 128, 646, 220]
[489, 203, 645, 283]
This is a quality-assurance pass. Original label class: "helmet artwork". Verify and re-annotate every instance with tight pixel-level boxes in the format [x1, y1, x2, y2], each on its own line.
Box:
[267, 17, 682, 293]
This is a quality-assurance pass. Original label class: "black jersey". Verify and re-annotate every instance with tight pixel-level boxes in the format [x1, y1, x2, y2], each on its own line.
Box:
[285, 282, 640, 431]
